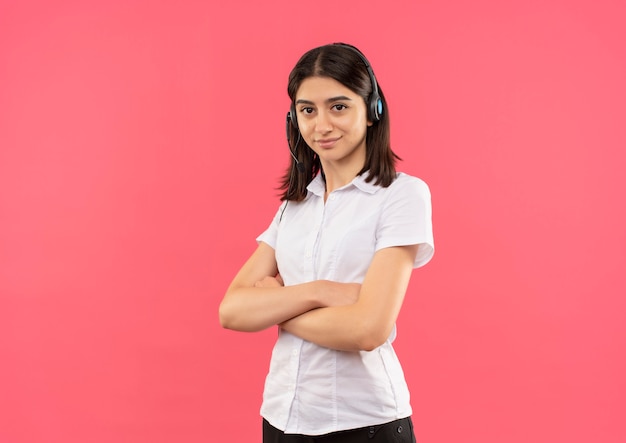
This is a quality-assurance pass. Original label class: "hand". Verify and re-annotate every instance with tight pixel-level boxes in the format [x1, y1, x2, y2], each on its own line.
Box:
[254, 273, 284, 288]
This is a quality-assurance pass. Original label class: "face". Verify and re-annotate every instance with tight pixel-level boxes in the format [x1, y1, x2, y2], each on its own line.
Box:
[294, 76, 371, 171]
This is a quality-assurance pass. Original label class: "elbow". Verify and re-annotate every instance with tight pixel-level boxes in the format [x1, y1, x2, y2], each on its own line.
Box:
[357, 335, 387, 352]
[218, 301, 259, 332]
[354, 323, 390, 352]
[219, 311, 241, 331]
[218, 301, 235, 330]
[218, 308, 229, 329]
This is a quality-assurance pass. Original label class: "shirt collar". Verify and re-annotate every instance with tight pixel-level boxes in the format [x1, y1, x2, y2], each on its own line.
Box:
[307, 171, 382, 197]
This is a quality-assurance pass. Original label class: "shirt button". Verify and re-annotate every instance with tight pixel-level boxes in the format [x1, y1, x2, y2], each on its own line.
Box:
[329, 194, 336, 201]
[305, 250, 312, 258]
[292, 349, 298, 356]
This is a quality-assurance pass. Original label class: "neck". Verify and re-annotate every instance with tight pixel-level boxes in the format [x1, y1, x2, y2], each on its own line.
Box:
[321, 161, 364, 197]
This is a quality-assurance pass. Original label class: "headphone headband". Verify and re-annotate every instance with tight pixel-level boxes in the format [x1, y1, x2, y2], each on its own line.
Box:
[288, 43, 383, 131]
[332, 43, 383, 122]
[285, 44, 383, 175]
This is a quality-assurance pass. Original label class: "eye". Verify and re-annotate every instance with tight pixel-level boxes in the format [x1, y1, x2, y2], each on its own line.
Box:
[300, 107, 314, 115]
[332, 104, 348, 111]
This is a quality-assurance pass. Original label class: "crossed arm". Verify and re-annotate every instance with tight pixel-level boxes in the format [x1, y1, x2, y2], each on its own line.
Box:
[218, 242, 418, 352]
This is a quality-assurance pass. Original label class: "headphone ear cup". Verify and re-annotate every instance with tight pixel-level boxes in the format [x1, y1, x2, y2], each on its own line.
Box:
[369, 92, 383, 122]
[289, 104, 298, 130]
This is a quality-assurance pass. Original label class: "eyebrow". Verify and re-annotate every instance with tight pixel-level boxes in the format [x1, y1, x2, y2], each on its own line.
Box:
[295, 95, 353, 105]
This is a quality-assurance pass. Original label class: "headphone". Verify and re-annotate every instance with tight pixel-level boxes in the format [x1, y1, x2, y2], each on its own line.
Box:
[286, 43, 383, 132]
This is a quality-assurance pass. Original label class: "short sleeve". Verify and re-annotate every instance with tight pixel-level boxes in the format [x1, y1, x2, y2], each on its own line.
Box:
[255, 201, 287, 250]
[375, 175, 434, 268]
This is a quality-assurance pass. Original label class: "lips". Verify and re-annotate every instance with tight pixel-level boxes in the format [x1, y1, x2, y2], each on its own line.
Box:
[316, 137, 340, 149]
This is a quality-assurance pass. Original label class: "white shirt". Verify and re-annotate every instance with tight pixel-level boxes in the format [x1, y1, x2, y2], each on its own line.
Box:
[256, 172, 434, 436]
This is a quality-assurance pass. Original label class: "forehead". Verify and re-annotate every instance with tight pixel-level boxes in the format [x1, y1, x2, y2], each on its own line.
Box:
[295, 76, 358, 102]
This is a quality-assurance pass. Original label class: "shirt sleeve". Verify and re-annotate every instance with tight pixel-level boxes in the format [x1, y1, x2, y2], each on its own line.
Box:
[375, 175, 434, 268]
[255, 201, 287, 250]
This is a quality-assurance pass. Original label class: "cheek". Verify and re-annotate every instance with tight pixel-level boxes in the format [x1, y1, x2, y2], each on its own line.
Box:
[297, 119, 312, 135]
[348, 119, 369, 139]
[299, 128, 314, 145]
[298, 129, 318, 153]
[299, 123, 317, 144]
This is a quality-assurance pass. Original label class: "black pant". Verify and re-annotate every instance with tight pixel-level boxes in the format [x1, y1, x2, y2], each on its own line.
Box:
[263, 417, 416, 443]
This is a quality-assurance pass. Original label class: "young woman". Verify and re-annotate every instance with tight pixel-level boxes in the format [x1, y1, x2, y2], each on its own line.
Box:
[219, 43, 434, 442]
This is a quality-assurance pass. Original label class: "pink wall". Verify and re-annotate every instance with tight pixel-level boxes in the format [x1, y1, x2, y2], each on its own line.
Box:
[1, 1, 625, 442]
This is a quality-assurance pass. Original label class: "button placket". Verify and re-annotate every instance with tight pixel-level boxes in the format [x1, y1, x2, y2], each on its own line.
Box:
[308, 199, 326, 278]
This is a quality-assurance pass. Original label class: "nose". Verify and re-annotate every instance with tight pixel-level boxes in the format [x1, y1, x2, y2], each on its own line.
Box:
[314, 111, 333, 133]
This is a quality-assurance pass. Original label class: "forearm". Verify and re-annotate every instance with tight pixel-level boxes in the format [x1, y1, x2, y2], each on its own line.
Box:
[280, 303, 388, 352]
[219, 282, 322, 332]
[220, 277, 361, 332]
[280, 246, 418, 351]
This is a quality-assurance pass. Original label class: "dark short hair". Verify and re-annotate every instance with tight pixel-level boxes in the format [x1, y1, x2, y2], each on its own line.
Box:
[279, 43, 400, 201]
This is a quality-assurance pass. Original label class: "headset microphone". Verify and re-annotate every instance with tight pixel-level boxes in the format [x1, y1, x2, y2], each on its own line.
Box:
[286, 112, 305, 173]
[290, 148, 305, 173]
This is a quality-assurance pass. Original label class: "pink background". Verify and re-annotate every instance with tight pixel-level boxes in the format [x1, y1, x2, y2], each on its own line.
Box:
[1, 1, 625, 442]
